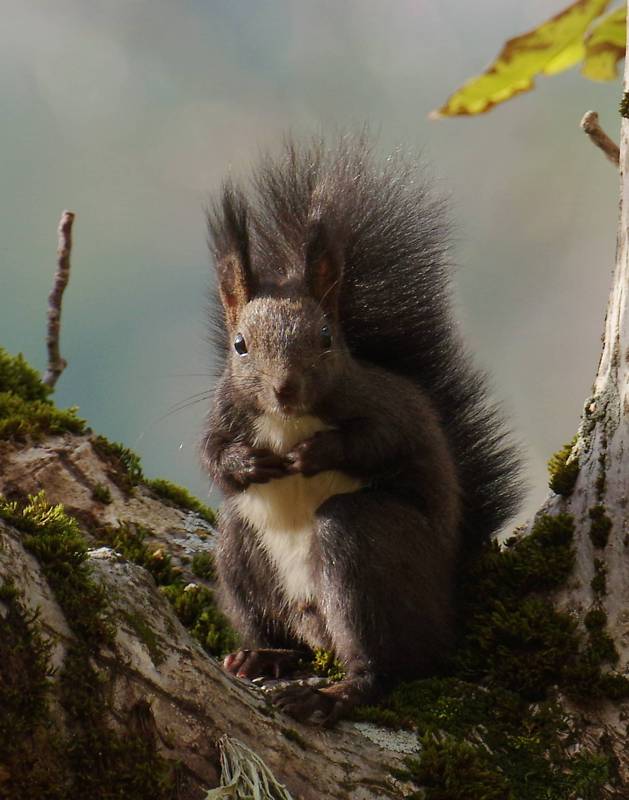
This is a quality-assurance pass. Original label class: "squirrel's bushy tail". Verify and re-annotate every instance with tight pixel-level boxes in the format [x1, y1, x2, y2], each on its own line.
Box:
[209, 133, 524, 545]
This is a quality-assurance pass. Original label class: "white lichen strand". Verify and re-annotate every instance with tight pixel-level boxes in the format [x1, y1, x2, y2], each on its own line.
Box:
[205, 736, 295, 800]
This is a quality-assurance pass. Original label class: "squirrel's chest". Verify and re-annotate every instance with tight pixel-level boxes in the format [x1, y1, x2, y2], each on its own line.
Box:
[232, 414, 362, 602]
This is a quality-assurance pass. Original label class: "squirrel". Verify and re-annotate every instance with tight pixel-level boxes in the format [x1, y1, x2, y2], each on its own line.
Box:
[201, 134, 523, 724]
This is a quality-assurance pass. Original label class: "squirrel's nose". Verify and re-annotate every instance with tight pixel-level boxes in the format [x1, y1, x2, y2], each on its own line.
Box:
[274, 380, 299, 405]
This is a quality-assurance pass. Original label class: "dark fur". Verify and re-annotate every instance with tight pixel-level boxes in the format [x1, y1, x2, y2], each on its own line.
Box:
[203, 134, 523, 722]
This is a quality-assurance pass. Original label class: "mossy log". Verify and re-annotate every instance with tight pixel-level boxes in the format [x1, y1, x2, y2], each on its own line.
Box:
[0, 431, 420, 800]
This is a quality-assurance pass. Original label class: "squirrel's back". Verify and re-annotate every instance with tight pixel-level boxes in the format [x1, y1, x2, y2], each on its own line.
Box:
[209, 133, 523, 547]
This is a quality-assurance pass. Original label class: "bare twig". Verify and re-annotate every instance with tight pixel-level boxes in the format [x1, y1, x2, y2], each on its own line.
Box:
[580, 111, 620, 167]
[43, 211, 75, 389]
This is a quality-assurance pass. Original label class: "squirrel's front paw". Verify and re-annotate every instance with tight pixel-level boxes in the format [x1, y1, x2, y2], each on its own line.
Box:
[286, 432, 341, 477]
[231, 447, 289, 487]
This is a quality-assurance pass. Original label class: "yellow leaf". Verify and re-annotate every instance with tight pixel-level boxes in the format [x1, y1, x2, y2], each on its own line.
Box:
[582, 6, 626, 80]
[432, 0, 612, 118]
[544, 40, 586, 74]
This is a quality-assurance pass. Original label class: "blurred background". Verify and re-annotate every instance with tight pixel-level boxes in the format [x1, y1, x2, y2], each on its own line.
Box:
[0, 0, 622, 527]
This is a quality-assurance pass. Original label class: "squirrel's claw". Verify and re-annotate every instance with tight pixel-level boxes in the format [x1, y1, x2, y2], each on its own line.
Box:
[223, 648, 304, 680]
[233, 449, 289, 486]
[272, 683, 343, 726]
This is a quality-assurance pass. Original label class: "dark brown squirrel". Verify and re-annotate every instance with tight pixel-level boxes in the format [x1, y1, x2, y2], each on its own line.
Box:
[201, 135, 523, 724]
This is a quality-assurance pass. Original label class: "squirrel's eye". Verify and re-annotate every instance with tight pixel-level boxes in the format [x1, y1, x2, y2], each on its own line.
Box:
[234, 333, 248, 356]
[320, 325, 332, 350]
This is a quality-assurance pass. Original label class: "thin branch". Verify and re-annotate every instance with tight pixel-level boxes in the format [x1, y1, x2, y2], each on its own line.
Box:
[43, 211, 75, 389]
[580, 111, 620, 167]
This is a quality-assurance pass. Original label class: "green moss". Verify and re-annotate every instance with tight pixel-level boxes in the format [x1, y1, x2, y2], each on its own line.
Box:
[583, 608, 607, 632]
[92, 436, 144, 493]
[281, 727, 308, 749]
[598, 672, 629, 699]
[0, 582, 67, 800]
[591, 558, 607, 596]
[146, 478, 216, 525]
[191, 550, 216, 581]
[548, 438, 579, 497]
[0, 348, 51, 401]
[377, 679, 610, 800]
[311, 648, 346, 681]
[0, 493, 111, 643]
[0, 348, 86, 441]
[588, 505, 612, 548]
[58, 644, 176, 798]
[95, 522, 179, 586]
[455, 514, 579, 698]
[91, 483, 112, 504]
[92, 520, 237, 658]
[0, 391, 86, 441]
[161, 582, 238, 657]
[620, 91, 629, 119]
[0, 582, 53, 747]
[405, 737, 512, 800]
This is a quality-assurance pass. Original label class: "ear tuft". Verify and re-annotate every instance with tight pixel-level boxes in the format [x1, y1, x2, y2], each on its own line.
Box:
[209, 184, 255, 330]
[305, 219, 343, 314]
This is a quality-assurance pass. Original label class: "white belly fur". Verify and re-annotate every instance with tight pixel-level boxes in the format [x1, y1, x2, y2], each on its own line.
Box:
[233, 414, 362, 603]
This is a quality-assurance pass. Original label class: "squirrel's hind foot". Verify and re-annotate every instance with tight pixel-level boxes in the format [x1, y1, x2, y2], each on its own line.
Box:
[272, 679, 367, 726]
[223, 648, 306, 680]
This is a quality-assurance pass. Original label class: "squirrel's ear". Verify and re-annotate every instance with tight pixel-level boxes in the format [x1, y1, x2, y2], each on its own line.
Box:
[214, 189, 255, 329]
[305, 220, 343, 315]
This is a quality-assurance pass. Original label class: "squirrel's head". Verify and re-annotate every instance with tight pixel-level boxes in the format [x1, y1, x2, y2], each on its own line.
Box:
[213, 191, 346, 417]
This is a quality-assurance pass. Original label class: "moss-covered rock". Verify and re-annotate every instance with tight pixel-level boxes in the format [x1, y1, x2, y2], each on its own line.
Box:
[548, 438, 579, 497]
[161, 581, 238, 657]
[0, 494, 178, 799]
[0, 348, 86, 441]
[91, 435, 144, 493]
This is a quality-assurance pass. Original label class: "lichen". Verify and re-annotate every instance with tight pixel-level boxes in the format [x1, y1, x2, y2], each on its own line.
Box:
[146, 478, 217, 525]
[547, 438, 579, 497]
